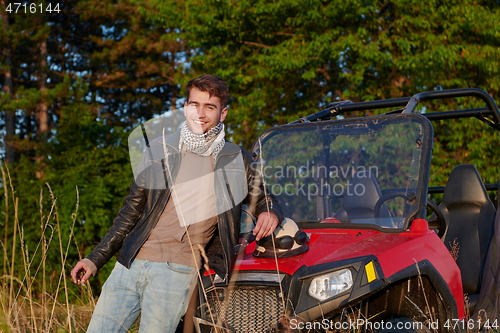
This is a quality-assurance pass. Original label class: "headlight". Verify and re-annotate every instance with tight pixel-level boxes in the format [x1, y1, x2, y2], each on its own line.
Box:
[308, 268, 353, 301]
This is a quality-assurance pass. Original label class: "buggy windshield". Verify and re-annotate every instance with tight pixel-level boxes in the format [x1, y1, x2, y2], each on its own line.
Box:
[251, 114, 432, 230]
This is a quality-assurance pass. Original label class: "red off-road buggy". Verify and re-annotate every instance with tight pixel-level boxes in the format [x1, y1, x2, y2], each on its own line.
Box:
[192, 88, 500, 333]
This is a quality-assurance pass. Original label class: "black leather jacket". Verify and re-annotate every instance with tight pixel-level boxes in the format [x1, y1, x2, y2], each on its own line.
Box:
[86, 131, 283, 280]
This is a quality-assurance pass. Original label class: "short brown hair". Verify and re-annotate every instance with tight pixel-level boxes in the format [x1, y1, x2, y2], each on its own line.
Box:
[185, 75, 229, 109]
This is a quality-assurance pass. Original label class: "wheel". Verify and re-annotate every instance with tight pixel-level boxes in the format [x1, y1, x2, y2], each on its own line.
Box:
[374, 317, 432, 333]
[425, 199, 447, 238]
[374, 192, 446, 238]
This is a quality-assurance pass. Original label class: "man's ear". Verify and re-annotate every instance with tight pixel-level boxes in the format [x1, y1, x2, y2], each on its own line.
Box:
[183, 101, 188, 117]
[220, 107, 228, 122]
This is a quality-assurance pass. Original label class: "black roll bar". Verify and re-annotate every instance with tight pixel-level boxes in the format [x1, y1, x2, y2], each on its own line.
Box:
[292, 88, 500, 126]
[402, 88, 500, 124]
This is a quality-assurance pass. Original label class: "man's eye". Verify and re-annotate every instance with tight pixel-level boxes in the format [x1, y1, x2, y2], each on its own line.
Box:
[207, 106, 215, 111]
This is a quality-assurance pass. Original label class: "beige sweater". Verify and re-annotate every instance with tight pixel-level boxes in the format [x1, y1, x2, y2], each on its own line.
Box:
[135, 148, 218, 268]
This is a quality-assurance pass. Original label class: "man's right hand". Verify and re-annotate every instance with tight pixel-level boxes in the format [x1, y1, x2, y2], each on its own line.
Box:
[71, 260, 92, 285]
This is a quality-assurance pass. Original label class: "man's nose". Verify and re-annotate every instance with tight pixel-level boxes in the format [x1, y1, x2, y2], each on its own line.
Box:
[197, 107, 206, 118]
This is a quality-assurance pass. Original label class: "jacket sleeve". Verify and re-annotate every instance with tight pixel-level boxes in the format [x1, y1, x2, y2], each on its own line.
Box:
[241, 148, 284, 223]
[85, 174, 148, 271]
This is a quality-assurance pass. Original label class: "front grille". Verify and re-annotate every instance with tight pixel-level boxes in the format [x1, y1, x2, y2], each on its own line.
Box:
[203, 286, 285, 332]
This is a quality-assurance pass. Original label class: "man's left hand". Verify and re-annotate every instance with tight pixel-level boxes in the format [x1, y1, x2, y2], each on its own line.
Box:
[253, 212, 280, 241]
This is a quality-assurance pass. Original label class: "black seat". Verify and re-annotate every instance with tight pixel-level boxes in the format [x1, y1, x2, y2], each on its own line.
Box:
[440, 164, 496, 295]
[335, 171, 390, 219]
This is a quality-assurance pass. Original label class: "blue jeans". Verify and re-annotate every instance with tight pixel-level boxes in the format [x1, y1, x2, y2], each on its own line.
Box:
[87, 259, 198, 333]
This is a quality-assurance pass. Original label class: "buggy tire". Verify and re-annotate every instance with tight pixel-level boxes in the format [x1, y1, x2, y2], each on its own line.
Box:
[374, 317, 431, 333]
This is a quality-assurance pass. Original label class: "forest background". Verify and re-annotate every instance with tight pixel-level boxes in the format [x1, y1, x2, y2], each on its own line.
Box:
[0, 0, 499, 331]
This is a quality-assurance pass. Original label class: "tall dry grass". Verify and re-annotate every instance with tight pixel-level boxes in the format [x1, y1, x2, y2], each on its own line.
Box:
[0, 163, 96, 333]
[1, 157, 498, 333]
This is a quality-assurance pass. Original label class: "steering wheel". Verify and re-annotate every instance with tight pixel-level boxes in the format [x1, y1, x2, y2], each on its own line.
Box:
[425, 199, 447, 238]
[374, 191, 447, 238]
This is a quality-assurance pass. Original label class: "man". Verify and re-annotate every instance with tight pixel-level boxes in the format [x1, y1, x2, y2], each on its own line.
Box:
[71, 75, 283, 332]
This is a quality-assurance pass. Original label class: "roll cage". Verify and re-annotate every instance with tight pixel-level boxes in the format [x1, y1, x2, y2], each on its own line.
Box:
[292, 88, 500, 129]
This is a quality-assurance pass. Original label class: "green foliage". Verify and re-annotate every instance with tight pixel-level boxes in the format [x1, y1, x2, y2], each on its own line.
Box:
[144, 0, 500, 150]
[3, 102, 131, 298]
[0, 0, 187, 296]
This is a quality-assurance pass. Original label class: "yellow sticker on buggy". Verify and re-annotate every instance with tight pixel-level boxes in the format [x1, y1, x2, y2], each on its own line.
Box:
[365, 261, 377, 283]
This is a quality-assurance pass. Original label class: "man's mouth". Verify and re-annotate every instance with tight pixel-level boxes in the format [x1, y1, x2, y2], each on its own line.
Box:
[193, 120, 207, 125]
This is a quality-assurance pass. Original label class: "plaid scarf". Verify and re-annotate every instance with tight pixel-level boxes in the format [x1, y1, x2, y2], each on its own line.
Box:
[179, 121, 225, 159]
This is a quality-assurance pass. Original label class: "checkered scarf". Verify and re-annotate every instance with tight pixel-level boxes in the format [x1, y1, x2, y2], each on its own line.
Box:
[180, 121, 225, 159]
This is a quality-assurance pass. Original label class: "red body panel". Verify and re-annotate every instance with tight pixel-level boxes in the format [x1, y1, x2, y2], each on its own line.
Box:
[233, 220, 465, 318]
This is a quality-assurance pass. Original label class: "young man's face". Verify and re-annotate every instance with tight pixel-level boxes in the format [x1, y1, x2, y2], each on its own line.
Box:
[184, 87, 228, 134]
